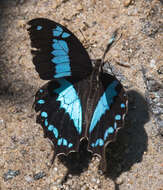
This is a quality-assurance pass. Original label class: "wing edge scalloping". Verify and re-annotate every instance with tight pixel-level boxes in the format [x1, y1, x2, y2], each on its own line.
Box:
[87, 93, 128, 171]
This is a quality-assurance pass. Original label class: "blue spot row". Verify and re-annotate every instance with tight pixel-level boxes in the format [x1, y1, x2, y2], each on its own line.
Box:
[36, 25, 71, 39]
[40, 113, 73, 148]
[51, 37, 71, 78]
[91, 126, 115, 148]
[90, 100, 126, 148]
[91, 138, 104, 148]
[47, 124, 59, 139]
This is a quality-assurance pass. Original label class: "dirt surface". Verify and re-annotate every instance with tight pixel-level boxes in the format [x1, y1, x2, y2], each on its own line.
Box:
[0, 0, 163, 190]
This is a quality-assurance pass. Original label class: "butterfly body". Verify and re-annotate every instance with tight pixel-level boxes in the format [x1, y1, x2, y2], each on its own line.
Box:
[28, 18, 127, 169]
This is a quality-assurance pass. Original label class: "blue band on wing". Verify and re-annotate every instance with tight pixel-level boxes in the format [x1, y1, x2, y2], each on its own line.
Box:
[89, 80, 118, 133]
[51, 50, 67, 56]
[54, 72, 71, 78]
[52, 56, 70, 64]
[56, 63, 71, 73]
[54, 79, 82, 134]
[51, 29, 71, 78]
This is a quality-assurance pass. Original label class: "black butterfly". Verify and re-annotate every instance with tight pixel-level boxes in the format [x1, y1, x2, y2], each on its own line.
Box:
[27, 18, 127, 170]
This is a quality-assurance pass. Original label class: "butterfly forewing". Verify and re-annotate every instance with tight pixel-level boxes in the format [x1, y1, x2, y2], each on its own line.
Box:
[28, 18, 92, 80]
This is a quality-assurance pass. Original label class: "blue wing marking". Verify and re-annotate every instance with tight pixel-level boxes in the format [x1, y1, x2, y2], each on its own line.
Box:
[52, 37, 71, 78]
[37, 25, 42, 30]
[55, 26, 63, 32]
[45, 119, 48, 127]
[115, 114, 121, 120]
[52, 56, 69, 64]
[104, 127, 114, 140]
[68, 143, 73, 148]
[53, 26, 63, 37]
[52, 25, 70, 38]
[54, 79, 82, 134]
[62, 32, 71, 38]
[51, 26, 71, 78]
[38, 99, 45, 104]
[91, 139, 104, 148]
[52, 50, 67, 56]
[52, 40, 69, 52]
[89, 80, 118, 134]
[121, 103, 125, 108]
[42, 122, 73, 148]
[54, 72, 71, 78]
[41, 111, 48, 118]
[56, 63, 71, 73]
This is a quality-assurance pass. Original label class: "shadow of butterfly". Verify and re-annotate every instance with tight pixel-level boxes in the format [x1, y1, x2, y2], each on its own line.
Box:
[27, 18, 127, 171]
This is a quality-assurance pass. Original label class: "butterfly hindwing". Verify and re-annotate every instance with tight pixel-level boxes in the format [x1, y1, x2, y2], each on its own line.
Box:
[28, 18, 92, 80]
[34, 78, 86, 155]
[87, 73, 127, 157]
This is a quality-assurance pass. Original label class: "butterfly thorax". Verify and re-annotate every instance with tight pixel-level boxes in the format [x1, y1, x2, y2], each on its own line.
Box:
[80, 65, 105, 137]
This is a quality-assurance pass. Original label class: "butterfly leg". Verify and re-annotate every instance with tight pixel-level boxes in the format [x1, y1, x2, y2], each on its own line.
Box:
[51, 151, 56, 165]
[99, 149, 107, 173]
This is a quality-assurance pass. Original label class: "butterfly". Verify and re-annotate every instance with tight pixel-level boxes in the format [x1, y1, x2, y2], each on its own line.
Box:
[27, 18, 127, 171]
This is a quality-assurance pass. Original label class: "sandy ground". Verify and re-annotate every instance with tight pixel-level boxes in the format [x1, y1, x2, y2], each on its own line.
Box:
[0, 0, 163, 189]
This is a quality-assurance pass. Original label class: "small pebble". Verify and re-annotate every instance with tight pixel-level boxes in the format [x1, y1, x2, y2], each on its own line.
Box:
[3, 169, 20, 181]
[150, 59, 156, 68]
[124, 0, 132, 7]
[24, 175, 33, 182]
[157, 65, 163, 74]
[17, 20, 26, 27]
[160, 168, 163, 175]
[50, 185, 59, 190]
[116, 177, 124, 185]
[116, 61, 130, 67]
[33, 171, 46, 180]
[0, 119, 4, 125]
[91, 177, 96, 183]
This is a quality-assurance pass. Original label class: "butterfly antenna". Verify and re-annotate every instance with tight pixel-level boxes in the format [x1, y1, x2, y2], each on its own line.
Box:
[101, 29, 119, 68]
[79, 29, 96, 58]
